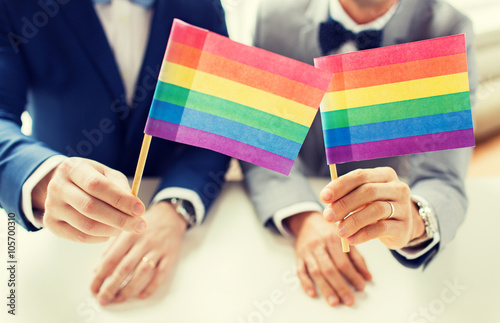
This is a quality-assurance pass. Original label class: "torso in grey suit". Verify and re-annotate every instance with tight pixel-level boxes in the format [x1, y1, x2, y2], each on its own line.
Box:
[241, 0, 478, 268]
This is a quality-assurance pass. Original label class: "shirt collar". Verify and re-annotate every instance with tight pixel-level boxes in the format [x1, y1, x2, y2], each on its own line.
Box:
[329, 0, 399, 33]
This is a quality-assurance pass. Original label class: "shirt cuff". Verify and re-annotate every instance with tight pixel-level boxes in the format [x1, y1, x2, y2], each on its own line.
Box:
[151, 187, 205, 226]
[395, 195, 441, 260]
[21, 155, 68, 229]
[272, 202, 324, 238]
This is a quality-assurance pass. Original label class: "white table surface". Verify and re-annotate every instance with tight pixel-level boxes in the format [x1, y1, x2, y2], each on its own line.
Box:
[1, 178, 499, 323]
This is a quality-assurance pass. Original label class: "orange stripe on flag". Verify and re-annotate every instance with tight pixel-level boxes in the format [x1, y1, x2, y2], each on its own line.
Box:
[165, 41, 326, 107]
[328, 53, 469, 92]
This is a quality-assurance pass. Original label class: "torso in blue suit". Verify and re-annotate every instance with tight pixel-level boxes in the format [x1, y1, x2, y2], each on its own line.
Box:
[0, 0, 230, 231]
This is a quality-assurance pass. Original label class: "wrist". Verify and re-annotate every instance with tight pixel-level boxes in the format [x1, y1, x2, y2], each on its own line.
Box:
[410, 201, 426, 241]
[284, 211, 322, 237]
[150, 201, 188, 232]
[31, 168, 57, 211]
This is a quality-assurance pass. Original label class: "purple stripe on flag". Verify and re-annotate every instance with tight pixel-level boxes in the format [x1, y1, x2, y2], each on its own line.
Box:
[325, 129, 475, 164]
[145, 118, 295, 175]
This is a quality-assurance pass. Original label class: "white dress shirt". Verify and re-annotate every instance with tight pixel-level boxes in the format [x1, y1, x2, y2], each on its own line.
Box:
[272, 0, 440, 261]
[22, 0, 205, 229]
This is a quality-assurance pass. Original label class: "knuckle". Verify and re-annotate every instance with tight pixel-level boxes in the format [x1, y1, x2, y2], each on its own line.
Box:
[80, 197, 97, 214]
[139, 264, 151, 275]
[105, 259, 117, 269]
[337, 261, 350, 273]
[348, 214, 360, 230]
[353, 169, 368, 182]
[58, 159, 74, 175]
[337, 198, 349, 213]
[121, 264, 133, 275]
[116, 215, 129, 230]
[381, 166, 396, 179]
[81, 219, 96, 234]
[75, 232, 89, 243]
[398, 182, 411, 197]
[86, 176, 102, 192]
[322, 265, 336, 277]
[309, 268, 321, 278]
[361, 184, 377, 198]
[114, 194, 125, 209]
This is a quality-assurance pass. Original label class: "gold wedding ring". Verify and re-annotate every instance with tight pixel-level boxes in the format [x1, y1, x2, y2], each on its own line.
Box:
[142, 256, 156, 269]
[386, 201, 395, 220]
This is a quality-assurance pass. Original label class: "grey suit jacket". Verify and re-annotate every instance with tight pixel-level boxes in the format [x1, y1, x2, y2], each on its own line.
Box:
[241, 0, 478, 268]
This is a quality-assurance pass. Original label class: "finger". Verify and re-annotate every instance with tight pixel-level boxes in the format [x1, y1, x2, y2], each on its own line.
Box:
[61, 158, 145, 217]
[116, 252, 159, 301]
[96, 246, 144, 305]
[337, 200, 394, 239]
[90, 235, 135, 295]
[326, 236, 366, 292]
[326, 182, 396, 223]
[296, 259, 316, 297]
[103, 167, 131, 192]
[58, 203, 121, 237]
[304, 255, 339, 306]
[138, 255, 175, 299]
[346, 220, 399, 246]
[320, 167, 398, 204]
[44, 218, 109, 244]
[348, 247, 372, 281]
[63, 182, 146, 234]
[312, 246, 354, 306]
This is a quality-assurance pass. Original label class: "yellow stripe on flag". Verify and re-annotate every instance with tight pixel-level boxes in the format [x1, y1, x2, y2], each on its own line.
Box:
[159, 62, 317, 126]
[321, 72, 470, 111]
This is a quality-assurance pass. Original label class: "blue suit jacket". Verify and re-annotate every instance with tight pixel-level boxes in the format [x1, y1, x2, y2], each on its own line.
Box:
[0, 0, 230, 231]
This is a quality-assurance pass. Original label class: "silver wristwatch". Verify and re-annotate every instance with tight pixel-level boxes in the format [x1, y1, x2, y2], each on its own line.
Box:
[166, 198, 196, 228]
[406, 196, 438, 248]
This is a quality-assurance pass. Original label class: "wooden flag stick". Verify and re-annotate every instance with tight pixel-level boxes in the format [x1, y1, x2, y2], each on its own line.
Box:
[131, 134, 152, 197]
[329, 164, 350, 253]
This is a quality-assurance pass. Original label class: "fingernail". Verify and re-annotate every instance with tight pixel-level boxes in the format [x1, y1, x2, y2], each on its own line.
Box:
[306, 289, 315, 297]
[343, 295, 354, 306]
[132, 203, 144, 216]
[139, 292, 149, 299]
[320, 188, 332, 202]
[99, 296, 109, 305]
[337, 225, 345, 236]
[135, 221, 146, 233]
[115, 296, 125, 303]
[327, 296, 338, 306]
[324, 207, 334, 221]
[347, 236, 354, 243]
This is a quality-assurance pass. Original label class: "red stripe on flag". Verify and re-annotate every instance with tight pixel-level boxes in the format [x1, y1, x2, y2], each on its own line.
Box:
[315, 34, 466, 74]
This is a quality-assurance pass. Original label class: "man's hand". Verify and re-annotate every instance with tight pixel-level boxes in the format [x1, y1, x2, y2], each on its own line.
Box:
[90, 201, 187, 305]
[320, 167, 425, 250]
[285, 211, 372, 307]
[33, 157, 146, 243]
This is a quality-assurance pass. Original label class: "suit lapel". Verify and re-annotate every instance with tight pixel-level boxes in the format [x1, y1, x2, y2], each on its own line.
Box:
[297, 0, 330, 63]
[58, 0, 125, 101]
[383, 0, 424, 46]
[124, 0, 175, 143]
[132, 0, 174, 108]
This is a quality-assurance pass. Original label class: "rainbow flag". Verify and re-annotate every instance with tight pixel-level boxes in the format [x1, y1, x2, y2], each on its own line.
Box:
[144, 19, 333, 175]
[314, 34, 475, 164]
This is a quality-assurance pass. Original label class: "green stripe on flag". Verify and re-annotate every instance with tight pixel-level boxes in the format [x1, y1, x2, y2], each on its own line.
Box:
[154, 81, 310, 143]
[321, 91, 471, 130]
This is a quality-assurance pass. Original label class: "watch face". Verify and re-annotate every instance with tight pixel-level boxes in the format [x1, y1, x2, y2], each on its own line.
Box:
[182, 200, 195, 217]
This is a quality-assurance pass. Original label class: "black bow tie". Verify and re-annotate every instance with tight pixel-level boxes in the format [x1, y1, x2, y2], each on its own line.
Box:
[319, 18, 383, 54]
